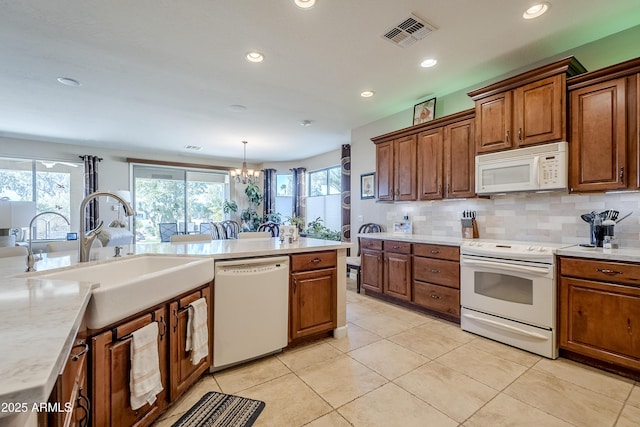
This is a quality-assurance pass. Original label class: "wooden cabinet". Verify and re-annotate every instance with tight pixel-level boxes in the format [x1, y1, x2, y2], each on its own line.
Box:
[91, 306, 169, 427]
[361, 238, 383, 293]
[383, 241, 412, 301]
[412, 243, 460, 319]
[40, 335, 90, 427]
[376, 135, 417, 201]
[559, 257, 640, 372]
[289, 251, 337, 341]
[444, 118, 475, 198]
[469, 57, 585, 154]
[169, 285, 211, 402]
[417, 111, 475, 200]
[567, 57, 640, 192]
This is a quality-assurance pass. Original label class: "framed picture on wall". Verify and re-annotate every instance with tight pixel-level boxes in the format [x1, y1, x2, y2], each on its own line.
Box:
[360, 172, 375, 199]
[413, 97, 436, 125]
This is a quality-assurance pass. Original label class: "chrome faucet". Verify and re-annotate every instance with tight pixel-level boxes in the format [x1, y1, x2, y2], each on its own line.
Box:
[26, 211, 70, 272]
[79, 191, 134, 262]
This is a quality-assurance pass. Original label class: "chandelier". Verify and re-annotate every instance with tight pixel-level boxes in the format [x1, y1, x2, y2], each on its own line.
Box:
[230, 141, 260, 185]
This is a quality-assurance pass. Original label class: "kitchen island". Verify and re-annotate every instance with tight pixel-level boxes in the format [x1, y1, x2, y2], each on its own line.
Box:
[0, 237, 349, 427]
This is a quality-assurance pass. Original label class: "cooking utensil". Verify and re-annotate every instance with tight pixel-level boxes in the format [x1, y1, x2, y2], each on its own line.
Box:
[580, 213, 595, 223]
[616, 211, 633, 223]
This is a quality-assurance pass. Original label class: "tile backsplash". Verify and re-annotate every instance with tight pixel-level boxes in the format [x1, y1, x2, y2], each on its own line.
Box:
[371, 191, 640, 248]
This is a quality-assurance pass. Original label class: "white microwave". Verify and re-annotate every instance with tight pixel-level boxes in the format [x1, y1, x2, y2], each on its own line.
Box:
[475, 141, 568, 195]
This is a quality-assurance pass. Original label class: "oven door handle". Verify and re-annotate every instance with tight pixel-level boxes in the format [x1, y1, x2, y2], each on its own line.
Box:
[462, 313, 548, 340]
[461, 258, 550, 275]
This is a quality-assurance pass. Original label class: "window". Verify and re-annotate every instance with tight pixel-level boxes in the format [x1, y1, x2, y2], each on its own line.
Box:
[306, 166, 341, 231]
[0, 157, 81, 240]
[133, 165, 229, 242]
[275, 173, 293, 221]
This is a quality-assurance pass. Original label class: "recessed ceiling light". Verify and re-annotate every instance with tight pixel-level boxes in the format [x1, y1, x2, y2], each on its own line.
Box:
[184, 145, 202, 151]
[523, 2, 550, 19]
[293, 0, 316, 9]
[360, 90, 375, 98]
[57, 77, 81, 87]
[246, 51, 264, 63]
[300, 120, 312, 126]
[228, 104, 247, 112]
[420, 58, 438, 68]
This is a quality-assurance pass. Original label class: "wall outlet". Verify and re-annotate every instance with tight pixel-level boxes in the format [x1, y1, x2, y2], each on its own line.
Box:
[357, 215, 364, 223]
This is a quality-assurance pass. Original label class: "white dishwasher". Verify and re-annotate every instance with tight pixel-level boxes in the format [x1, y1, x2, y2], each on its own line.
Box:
[212, 256, 289, 370]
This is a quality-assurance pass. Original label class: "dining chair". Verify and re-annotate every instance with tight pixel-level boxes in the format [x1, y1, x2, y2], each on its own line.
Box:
[346, 223, 383, 293]
[220, 220, 240, 239]
[213, 222, 228, 239]
[199, 222, 213, 236]
[257, 221, 280, 237]
[170, 234, 212, 243]
[159, 222, 178, 242]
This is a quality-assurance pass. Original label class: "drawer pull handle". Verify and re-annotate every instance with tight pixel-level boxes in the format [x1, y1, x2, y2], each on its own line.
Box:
[71, 342, 89, 361]
[311, 258, 322, 263]
[431, 294, 441, 299]
[597, 268, 622, 275]
[430, 269, 440, 274]
[430, 250, 440, 254]
[392, 245, 400, 249]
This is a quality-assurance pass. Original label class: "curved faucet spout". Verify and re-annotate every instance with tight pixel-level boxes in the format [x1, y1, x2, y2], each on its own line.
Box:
[26, 211, 70, 272]
[79, 191, 134, 263]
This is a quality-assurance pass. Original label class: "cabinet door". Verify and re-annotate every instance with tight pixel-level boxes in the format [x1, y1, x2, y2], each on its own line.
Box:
[169, 286, 211, 402]
[394, 135, 418, 200]
[444, 118, 475, 198]
[91, 307, 168, 427]
[290, 268, 337, 340]
[560, 276, 640, 370]
[361, 249, 383, 293]
[383, 252, 411, 301]
[475, 91, 513, 153]
[417, 128, 443, 200]
[376, 140, 394, 201]
[515, 75, 564, 147]
[570, 78, 627, 192]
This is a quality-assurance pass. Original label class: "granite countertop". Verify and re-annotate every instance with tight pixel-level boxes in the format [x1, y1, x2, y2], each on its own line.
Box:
[357, 232, 464, 246]
[0, 237, 350, 417]
[556, 245, 640, 262]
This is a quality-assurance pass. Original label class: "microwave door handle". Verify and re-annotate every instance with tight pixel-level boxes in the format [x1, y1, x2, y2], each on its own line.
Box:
[461, 258, 550, 275]
[533, 156, 540, 186]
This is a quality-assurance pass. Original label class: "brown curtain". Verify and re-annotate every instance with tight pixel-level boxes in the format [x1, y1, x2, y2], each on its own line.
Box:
[79, 155, 102, 230]
[291, 167, 307, 223]
[263, 168, 277, 220]
[341, 144, 351, 243]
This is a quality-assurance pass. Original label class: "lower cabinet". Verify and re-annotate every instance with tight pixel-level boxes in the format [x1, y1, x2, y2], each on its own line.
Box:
[39, 335, 90, 427]
[360, 239, 460, 321]
[559, 257, 640, 372]
[91, 306, 169, 427]
[290, 251, 337, 341]
[169, 286, 212, 401]
[90, 283, 212, 427]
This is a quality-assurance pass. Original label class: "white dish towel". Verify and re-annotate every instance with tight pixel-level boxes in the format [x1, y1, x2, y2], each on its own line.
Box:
[186, 297, 209, 365]
[130, 322, 164, 410]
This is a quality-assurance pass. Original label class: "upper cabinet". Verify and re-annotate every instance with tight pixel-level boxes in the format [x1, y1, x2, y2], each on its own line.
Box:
[376, 134, 417, 201]
[567, 57, 640, 192]
[469, 57, 586, 154]
[373, 110, 475, 202]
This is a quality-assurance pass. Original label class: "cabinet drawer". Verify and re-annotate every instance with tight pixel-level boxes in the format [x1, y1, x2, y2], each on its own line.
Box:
[360, 238, 383, 251]
[560, 257, 640, 287]
[383, 240, 411, 254]
[291, 251, 337, 272]
[413, 281, 460, 317]
[413, 243, 459, 261]
[413, 257, 459, 289]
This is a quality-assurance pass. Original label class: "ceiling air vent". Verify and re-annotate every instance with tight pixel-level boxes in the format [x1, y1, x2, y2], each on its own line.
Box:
[382, 13, 437, 48]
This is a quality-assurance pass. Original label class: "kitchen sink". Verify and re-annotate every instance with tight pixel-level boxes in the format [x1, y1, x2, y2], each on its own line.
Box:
[25, 255, 214, 329]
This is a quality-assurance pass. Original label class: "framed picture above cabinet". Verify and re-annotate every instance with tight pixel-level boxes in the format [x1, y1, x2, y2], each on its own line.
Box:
[413, 97, 436, 125]
[360, 173, 375, 199]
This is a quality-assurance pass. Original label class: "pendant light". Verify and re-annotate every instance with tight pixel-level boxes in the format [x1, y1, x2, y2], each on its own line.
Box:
[231, 141, 260, 184]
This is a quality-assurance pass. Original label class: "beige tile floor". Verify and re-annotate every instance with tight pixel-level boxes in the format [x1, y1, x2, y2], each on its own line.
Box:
[153, 277, 640, 427]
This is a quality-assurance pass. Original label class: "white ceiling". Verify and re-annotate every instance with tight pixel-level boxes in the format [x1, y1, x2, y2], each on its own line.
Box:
[1, 0, 639, 163]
